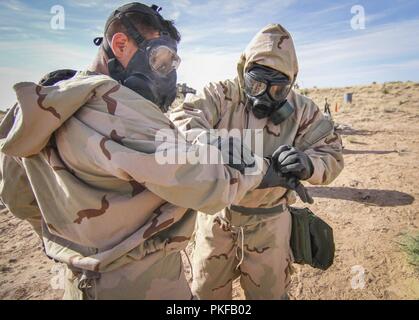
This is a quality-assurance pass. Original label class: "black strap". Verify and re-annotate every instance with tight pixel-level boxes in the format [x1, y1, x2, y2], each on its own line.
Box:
[117, 12, 145, 47]
[93, 37, 103, 46]
[93, 35, 115, 61]
[230, 204, 286, 215]
[102, 37, 115, 60]
[151, 4, 162, 13]
[94, 6, 165, 63]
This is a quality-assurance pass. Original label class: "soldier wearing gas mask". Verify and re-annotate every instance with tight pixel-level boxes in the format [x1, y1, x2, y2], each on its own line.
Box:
[93, 3, 181, 112]
[170, 24, 344, 300]
[0, 4, 281, 300]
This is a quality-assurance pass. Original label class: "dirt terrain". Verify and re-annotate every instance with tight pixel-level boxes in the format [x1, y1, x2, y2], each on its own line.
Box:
[287, 82, 419, 300]
[0, 81, 418, 300]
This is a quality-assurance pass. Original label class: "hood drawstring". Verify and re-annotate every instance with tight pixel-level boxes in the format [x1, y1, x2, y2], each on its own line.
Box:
[215, 216, 246, 270]
[182, 249, 194, 283]
[235, 226, 245, 270]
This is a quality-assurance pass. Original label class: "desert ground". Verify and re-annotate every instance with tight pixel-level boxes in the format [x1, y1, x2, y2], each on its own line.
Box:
[0, 81, 418, 300]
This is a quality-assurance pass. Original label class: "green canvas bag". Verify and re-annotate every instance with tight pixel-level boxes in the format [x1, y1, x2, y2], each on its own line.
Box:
[289, 207, 335, 270]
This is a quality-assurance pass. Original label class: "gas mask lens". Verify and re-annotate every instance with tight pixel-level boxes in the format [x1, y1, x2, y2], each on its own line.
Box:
[268, 83, 291, 101]
[244, 74, 267, 97]
[244, 67, 291, 102]
[149, 45, 181, 77]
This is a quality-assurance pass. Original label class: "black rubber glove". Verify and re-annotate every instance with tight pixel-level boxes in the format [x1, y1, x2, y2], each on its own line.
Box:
[196, 133, 256, 175]
[258, 160, 314, 204]
[273, 145, 314, 181]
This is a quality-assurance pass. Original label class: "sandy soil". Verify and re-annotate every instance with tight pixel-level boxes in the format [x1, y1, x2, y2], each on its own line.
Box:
[284, 82, 419, 300]
[0, 81, 418, 300]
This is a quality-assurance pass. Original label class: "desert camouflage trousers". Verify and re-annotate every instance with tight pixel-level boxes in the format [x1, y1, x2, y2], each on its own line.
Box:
[191, 209, 293, 300]
[63, 250, 192, 300]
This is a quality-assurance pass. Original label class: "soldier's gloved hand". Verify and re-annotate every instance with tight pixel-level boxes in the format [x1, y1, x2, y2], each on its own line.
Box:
[272, 145, 314, 181]
[195, 132, 256, 174]
[294, 181, 314, 204]
[258, 160, 314, 204]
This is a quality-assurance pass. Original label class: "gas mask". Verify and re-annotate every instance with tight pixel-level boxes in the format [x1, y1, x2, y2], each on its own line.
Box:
[244, 65, 295, 125]
[94, 3, 181, 112]
[107, 34, 180, 112]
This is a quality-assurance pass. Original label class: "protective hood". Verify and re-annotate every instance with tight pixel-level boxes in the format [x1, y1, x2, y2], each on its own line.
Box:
[237, 24, 299, 92]
[0, 74, 112, 157]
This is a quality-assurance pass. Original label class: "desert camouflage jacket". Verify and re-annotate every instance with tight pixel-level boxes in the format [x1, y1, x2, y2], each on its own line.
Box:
[0, 71, 266, 272]
[171, 24, 344, 225]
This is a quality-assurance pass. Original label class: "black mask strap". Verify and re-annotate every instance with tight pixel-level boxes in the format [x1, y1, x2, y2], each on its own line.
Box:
[116, 12, 146, 48]
[93, 11, 146, 83]
[93, 3, 169, 67]
[93, 36, 116, 62]
[93, 36, 125, 82]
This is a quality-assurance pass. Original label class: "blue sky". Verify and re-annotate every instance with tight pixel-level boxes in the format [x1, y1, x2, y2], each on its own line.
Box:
[1, 0, 419, 109]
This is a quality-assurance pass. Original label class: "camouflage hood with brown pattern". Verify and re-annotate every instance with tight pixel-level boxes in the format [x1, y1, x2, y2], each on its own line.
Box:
[237, 23, 299, 92]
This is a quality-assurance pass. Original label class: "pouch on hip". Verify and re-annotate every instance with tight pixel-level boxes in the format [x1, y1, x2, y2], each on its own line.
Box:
[289, 207, 335, 270]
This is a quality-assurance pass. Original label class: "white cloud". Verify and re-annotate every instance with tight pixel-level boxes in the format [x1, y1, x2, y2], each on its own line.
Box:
[177, 17, 419, 92]
[174, 0, 296, 19]
[0, 67, 37, 110]
[66, 0, 131, 9]
[0, 40, 95, 109]
[1, 0, 418, 109]
[173, 0, 191, 7]
[177, 47, 241, 92]
[0, 0, 25, 11]
[296, 19, 419, 87]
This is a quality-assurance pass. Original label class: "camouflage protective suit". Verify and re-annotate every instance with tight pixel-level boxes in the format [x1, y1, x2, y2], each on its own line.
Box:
[0, 71, 267, 299]
[170, 24, 344, 300]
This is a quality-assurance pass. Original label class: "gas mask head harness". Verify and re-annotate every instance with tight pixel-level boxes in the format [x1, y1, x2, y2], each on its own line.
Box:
[244, 64, 295, 125]
[94, 3, 181, 112]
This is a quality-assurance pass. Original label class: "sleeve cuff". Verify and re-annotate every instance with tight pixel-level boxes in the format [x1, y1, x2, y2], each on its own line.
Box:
[307, 156, 325, 185]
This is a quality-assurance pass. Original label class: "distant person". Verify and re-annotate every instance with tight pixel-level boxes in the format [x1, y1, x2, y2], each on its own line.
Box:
[170, 24, 344, 300]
